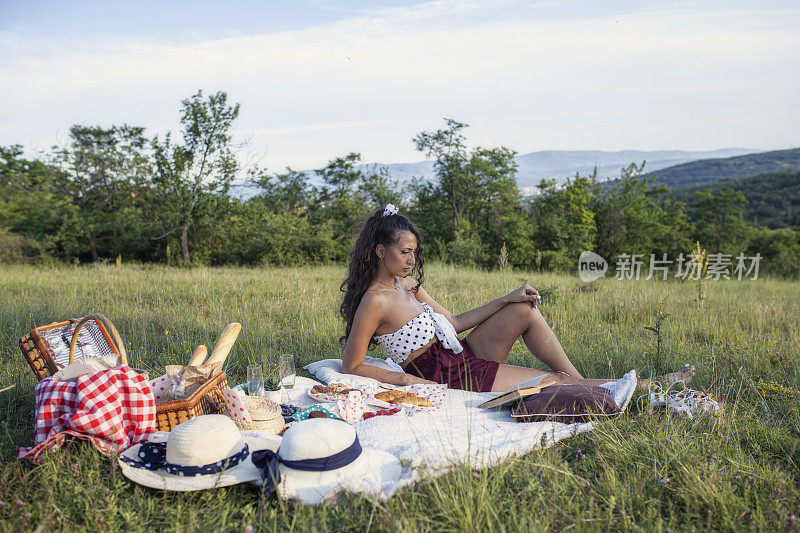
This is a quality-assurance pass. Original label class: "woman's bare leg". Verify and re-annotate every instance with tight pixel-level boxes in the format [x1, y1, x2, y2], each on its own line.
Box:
[491, 362, 696, 393]
[491, 364, 613, 393]
[463, 302, 697, 391]
[465, 302, 583, 378]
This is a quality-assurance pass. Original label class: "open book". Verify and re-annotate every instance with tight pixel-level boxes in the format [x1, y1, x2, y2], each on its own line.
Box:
[477, 375, 556, 409]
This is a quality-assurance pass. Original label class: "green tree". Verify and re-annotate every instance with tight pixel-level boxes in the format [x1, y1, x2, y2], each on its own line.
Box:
[311, 153, 372, 252]
[591, 162, 693, 263]
[745, 227, 800, 278]
[50, 125, 150, 262]
[413, 119, 470, 232]
[407, 177, 452, 260]
[0, 145, 54, 231]
[248, 153, 399, 265]
[203, 199, 337, 266]
[316, 152, 363, 199]
[357, 164, 399, 208]
[0, 146, 58, 262]
[410, 119, 530, 268]
[690, 188, 749, 252]
[529, 174, 597, 270]
[463, 147, 533, 268]
[152, 90, 240, 263]
[251, 167, 311, 214]
[310, 153, 400, 256]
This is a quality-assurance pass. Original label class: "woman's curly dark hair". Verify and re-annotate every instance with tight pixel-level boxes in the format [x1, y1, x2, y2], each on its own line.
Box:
[339, 207, 424, 346]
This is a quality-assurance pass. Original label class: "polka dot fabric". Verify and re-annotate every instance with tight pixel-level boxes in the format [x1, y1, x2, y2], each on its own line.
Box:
[374, 303, 438, 364]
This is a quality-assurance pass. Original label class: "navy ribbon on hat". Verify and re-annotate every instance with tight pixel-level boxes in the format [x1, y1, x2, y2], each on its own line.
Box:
[252, 436, 363, 494]
[120, 442, 250, 476]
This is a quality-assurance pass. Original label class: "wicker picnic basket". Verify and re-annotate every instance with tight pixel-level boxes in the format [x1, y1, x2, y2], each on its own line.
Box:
[20, 314, 127, 380]
[19, 313, 228, 432]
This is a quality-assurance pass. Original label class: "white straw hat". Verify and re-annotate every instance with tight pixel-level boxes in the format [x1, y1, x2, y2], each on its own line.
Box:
[254, 418, 405, 505]
[118, 415, 279, 491]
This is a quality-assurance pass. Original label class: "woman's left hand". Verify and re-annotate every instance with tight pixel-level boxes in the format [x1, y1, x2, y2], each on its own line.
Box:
[503, 284, 541, 308]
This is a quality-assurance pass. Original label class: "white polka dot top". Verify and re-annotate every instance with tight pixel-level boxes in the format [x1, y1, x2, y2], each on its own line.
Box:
[374, 302, 463, 364]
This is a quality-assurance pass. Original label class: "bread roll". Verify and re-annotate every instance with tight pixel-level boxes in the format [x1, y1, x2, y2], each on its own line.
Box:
[375, 390, 403, 403]
[206, 323, 242, 364]
[375, 390, 432, 407]
[187, 345, 208, 366]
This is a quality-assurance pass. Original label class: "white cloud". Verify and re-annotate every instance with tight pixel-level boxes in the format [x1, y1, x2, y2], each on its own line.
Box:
[1, 1, 798, 168]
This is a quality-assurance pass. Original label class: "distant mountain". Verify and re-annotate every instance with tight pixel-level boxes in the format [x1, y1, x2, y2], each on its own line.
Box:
[663, 169, 800, 229]
[229, 147, 758, 200]
[512, 148, 754, 188]
[370, 148, 756, 189]
[644, 147, 800, 190]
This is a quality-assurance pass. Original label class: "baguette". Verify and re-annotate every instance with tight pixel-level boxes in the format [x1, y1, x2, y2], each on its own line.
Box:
[187, 345, 208, 367]
[206, 322, 242, 365]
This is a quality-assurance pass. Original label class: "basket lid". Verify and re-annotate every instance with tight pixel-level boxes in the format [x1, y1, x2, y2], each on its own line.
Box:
[230, 415, 285, 435]
[240, 396, 282, 421]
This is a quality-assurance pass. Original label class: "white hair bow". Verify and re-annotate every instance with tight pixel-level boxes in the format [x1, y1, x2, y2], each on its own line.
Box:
[383, 204, 398, 217]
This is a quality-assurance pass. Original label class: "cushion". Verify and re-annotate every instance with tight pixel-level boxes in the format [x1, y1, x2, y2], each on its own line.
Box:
[512, 384, 620, 423]
[303, 356, 399, 388]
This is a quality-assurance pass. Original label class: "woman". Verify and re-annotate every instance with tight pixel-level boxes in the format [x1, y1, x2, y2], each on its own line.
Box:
[341, 205, 692, 392]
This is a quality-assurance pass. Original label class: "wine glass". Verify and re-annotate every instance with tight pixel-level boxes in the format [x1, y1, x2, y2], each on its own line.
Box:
[278, 354, 295, 402]
[247, 364, 264, 397]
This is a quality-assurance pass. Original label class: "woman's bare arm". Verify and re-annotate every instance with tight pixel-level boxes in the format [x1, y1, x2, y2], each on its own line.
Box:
[404, 278, 540, 334]
[341, 294, 431, 386]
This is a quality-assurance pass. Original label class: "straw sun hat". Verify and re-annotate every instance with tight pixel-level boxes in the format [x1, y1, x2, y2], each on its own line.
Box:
[118, 415, 279, 491]
[253, 418, 405, 505]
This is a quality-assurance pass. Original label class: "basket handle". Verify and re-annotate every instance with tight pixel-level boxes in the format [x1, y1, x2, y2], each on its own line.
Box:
[69, 314, 128, 366]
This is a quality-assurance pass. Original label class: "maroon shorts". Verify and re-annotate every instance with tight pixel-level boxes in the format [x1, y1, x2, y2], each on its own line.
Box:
[403, 338, 499, 392]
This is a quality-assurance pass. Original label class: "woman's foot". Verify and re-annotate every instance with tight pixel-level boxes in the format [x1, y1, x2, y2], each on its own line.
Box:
[661, 364, 695, 387]
[638, 364, 695, 390]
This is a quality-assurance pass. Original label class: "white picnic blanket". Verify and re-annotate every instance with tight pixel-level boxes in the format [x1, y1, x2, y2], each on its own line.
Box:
[262, 366, 637, 504]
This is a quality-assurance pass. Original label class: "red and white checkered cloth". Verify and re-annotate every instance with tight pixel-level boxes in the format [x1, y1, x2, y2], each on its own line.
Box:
[17, 366, 156, 462]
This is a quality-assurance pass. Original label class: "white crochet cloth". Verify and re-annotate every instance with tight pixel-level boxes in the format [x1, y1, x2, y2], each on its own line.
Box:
[261, 369, 638, 505]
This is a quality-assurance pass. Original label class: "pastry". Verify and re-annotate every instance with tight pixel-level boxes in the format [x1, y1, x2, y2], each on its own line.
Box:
[375, 390, 403, 403]
[375, 390, 433, 407]
[397, 392, 433, 407]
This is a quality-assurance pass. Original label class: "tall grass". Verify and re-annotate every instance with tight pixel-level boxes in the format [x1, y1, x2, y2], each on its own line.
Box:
[0, 264, 798, 531]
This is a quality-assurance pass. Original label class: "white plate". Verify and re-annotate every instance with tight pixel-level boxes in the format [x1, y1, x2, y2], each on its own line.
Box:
[307, 389, 361, 403]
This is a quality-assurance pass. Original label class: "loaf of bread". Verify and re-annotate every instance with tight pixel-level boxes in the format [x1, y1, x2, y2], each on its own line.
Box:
[206, 323, 242, 365]
[187, 345, 208, 366]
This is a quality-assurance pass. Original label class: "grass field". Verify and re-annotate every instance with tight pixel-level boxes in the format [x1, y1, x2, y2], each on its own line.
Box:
[0, 264, 798, 531]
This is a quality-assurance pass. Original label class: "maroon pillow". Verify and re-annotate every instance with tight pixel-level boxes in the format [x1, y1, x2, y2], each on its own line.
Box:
[511, 384, 620, 423]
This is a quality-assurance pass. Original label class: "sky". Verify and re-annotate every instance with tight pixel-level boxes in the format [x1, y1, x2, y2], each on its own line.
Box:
[1, 0, 799, 170]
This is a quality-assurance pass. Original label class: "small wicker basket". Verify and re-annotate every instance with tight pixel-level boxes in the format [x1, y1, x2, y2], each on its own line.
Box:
[155, 372, 229, 432]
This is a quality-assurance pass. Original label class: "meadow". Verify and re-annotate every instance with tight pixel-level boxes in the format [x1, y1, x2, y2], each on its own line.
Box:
[0, 264, 798, 531]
